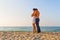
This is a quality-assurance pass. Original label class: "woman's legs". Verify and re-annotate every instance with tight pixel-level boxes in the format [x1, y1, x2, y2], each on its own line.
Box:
[32, 23, 36, 33]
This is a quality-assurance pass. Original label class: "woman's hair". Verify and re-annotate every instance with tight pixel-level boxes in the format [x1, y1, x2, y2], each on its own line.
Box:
[33, 8, 38, 10]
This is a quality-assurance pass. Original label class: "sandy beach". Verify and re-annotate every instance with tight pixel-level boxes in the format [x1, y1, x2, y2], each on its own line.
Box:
[0, 31, 60, 40]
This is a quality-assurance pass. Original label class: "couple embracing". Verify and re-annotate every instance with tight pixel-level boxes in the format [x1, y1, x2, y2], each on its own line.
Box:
[31, 8, 41, 33]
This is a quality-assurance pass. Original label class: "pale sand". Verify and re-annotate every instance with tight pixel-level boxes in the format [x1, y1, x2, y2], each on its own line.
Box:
[0, 31, 60, 40]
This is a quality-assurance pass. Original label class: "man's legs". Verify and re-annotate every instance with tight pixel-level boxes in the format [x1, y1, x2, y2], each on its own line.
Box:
[36, 18, 41, 33]
[36, 22, 41, 33]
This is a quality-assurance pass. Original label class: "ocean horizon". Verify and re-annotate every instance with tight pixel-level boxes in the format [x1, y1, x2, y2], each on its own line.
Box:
[0, 26, 60, 32]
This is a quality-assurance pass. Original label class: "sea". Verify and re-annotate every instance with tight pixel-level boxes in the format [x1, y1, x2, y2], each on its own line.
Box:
[0, 26, 60, 32]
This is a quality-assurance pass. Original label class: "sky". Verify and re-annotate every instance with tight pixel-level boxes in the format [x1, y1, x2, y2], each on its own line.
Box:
[0, 0, 60, 26]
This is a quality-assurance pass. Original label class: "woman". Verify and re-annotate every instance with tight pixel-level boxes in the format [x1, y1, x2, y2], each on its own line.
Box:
[31, 8, 41, 33]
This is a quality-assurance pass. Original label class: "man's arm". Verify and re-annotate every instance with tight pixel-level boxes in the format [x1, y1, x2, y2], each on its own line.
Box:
[31, 13, 34, 17]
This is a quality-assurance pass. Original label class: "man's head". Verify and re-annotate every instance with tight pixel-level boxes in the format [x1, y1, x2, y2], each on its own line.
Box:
[33, 8, 38, 11]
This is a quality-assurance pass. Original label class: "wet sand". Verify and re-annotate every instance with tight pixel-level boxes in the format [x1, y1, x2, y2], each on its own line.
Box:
[0, 31, 60, 40]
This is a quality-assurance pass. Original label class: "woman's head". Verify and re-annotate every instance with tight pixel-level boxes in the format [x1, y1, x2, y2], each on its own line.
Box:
[33, 8, 39, 13]
[33, 8, 38, 11]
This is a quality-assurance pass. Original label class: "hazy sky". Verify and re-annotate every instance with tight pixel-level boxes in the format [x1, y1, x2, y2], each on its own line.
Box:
[0, 0, 60, 26]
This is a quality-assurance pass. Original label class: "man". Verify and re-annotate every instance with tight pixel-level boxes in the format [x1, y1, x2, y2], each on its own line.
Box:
[31, 8, 41, 33]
